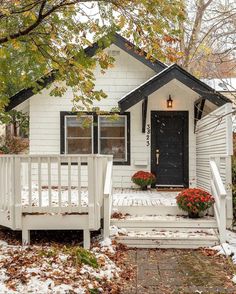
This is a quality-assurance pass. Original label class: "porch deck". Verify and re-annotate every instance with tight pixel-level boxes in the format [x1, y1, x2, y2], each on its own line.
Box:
[112, 189, 178, 207]
[0, 154, 229, 249]
[21, 187, 178, 209]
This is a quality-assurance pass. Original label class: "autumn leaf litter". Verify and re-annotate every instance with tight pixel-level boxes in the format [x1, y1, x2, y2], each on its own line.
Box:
[0, 237, 128, 293]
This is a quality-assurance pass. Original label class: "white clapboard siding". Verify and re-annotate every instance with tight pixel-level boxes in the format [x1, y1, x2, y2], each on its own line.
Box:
[29, 44, 155, 188]
[196, 103, 233, 221]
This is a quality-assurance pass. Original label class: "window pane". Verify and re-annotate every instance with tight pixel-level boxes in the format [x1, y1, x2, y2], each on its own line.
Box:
[67, 139, 92, 154]
[100, 117, 125, 137]
[66, 117, 92, 138]
[100, 138, 126, 161]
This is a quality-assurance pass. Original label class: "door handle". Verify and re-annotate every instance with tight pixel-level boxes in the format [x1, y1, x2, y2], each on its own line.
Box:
[156, 149, 159, 165]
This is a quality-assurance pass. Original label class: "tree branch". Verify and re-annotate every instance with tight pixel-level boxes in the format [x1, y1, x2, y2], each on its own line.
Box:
[0, 0, 112, 44]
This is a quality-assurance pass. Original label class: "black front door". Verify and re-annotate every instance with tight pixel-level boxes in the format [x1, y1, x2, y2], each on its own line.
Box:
[151, 111, 189, 187]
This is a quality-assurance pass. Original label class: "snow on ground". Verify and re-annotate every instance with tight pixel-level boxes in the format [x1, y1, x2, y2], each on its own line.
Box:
[116, 228, 217, 238]
[212, 230, 236, 262]
[0, 238, 122, 293]
[21, 186, 178, 208]
[21, 185, 89, 207]
[212, 230, 236, 283]
[113, 189, 178, 206]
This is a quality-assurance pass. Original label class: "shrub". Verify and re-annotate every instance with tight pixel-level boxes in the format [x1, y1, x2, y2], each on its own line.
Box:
[0, 135, 29, 154]
[176, 188, 214, 216]
[65, 246, 99, 268]
[131, 171, 156, 188]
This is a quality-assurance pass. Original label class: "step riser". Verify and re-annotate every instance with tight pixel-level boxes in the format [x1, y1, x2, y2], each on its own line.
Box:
[113, 239, 219, 249]
[116, 243, 219, 249]
[113, 205, 187, 216]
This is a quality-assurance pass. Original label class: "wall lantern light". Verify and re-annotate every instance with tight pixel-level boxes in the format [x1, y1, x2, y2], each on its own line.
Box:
[167, 95, 173, 108]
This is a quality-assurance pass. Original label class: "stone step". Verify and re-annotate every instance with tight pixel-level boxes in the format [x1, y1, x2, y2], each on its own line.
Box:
[112, 228, 219, 249]
[111, 215, 218, 229]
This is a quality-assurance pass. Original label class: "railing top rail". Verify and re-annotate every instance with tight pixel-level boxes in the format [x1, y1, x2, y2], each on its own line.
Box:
[209, 160, 227, 197]
[0, 154, 113, 159]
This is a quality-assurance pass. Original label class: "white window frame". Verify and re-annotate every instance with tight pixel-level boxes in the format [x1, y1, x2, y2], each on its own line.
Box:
[64, 115, 94, 154]
[98, 115, 127, 162]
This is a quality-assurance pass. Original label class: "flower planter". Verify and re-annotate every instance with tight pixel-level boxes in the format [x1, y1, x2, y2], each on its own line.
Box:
[188, 211, 200, 218]
[176, 188, 214, 218]
[141, 186, 148, 191]
[131, 171, 156, 190]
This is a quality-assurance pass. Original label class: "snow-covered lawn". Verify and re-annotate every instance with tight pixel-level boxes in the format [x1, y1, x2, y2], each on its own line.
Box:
[0, 238, 128, 293]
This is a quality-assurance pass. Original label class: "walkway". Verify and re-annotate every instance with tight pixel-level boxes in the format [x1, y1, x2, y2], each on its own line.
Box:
[122, 249, 236, 293]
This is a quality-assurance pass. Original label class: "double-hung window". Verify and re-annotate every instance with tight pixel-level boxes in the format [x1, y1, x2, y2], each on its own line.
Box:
[61, 112, 130, 165]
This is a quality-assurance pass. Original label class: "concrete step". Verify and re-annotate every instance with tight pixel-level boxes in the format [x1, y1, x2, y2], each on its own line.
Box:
[112, 228, 219, 249]
[111, 215, 218, 229]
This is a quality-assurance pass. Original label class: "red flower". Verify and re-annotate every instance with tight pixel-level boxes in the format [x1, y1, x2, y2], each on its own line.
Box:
[176, 188, 215, 215]
[131, 171, 156, 188]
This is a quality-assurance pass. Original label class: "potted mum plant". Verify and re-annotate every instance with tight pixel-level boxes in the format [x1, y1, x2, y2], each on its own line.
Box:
[131, 171, 156, 190]
[176, 188, 215, 218]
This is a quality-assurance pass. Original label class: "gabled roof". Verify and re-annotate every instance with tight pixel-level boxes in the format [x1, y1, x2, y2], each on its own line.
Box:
[118, 64, 231, 111]
[6, 33, 166, 111]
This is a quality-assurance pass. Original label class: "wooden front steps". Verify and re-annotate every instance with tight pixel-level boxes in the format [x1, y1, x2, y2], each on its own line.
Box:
[112, 228, 219, 249]
[110, 215, 219, 248]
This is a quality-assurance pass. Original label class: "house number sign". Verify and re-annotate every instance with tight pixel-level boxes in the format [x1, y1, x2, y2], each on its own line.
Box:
[146, 124, 150, 146]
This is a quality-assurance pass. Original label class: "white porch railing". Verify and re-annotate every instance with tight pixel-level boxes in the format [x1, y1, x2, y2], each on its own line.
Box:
[210, 157, 227, 243]
[103, 158, 113, 239]
[0, 154, 113, 247]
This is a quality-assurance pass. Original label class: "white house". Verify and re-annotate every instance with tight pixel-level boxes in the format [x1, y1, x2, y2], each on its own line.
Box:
[0, 34, 233, 248]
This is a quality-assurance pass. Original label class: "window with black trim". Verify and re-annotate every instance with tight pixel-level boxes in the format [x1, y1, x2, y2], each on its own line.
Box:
[60, 112, 130, 165]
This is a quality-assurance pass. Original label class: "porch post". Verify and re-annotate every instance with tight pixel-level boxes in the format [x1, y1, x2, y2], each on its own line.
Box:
[13, 156, 22, 230]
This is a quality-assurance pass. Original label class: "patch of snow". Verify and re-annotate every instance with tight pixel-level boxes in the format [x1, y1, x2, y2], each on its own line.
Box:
[232, 275, 236, 284]
[21, 186, 89, 208]
[212, 242, 232, 256]
[58, 254, 68, 262]
[0, 240, 121, 293]
[212, 230, 236, 264]
[0, 240, 8, 247]
[98, 238, 116, 254]
[112, 189, 178, 206]
[100, 237, 112, 247]
[122, 228, 216, 239]
[110, 225, 127, 237]
[21, 187, 179, 209]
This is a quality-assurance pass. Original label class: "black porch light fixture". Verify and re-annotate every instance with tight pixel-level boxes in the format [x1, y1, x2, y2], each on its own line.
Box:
[167, 95, 173, 108]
